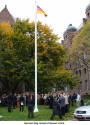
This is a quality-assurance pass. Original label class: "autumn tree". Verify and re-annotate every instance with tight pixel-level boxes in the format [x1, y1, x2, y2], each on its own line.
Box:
[0, 22, 15, 92]
[69, 19, 90, 69]
[0, 20, 79, 93]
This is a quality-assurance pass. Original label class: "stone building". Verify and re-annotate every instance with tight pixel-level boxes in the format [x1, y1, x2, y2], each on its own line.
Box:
[0, 5, 15, 25]
[62, 4, 90, 94]
[62, 24, 77, 51]
[86, 3, 90, 19]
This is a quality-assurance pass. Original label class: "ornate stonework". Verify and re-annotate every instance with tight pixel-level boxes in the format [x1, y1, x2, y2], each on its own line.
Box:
[62, 3, 90, 94]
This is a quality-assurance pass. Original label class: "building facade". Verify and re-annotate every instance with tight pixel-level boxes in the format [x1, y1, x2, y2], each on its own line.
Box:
[62, 4, 90, 94]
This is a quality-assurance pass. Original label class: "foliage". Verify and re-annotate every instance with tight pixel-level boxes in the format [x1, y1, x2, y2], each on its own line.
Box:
[52, 69, 79, 90]
[69, 19, 90, 65]
[0, 20, 78, 93]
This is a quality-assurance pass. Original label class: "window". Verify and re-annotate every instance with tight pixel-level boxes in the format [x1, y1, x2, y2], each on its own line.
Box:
[85, 80, 88, 90]
[79, 70, 81, 76]
[70, 64, 72, 69]
[87, 13, 89, 17]
[80, 81, 82, 90]
[76, 70, 78, 75]
[84, 68, 86, 74]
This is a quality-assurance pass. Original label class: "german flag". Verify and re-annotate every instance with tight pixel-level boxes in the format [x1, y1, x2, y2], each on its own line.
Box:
[37, 5, 47, 17]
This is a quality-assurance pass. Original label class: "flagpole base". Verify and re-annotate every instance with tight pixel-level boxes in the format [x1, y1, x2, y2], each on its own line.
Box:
[34, 108, 39, 112]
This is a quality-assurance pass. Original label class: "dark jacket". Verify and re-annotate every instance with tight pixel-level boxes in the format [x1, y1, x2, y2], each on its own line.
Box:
[52, 99, 58, 115]
[13, 96, 17, 104]
[59, 96, 65, 108]
[27, 98, 34, 111]
[8, 93, 13, 106]
[49, 95, 53, 108]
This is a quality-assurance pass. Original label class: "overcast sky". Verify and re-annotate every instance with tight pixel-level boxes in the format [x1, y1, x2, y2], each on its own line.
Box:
[0, 0, 90, 41]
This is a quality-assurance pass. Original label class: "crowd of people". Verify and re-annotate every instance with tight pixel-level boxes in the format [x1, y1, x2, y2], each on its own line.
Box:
[0, 93, 35, 118]
[0, 91, 84, 120]
[38, 92, 84, 120]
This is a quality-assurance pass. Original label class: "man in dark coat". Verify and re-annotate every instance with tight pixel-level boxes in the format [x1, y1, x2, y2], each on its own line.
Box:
[50, 96, 62, 120]
[46, 94, 50, 107]
[50, 97, 58, 120]
[49, 94, 53, 109]
[7, 93, 13, 112]
[20, 94, 24, 112]
[59, 94, 65, 116]
[27, 95, 34, 119]
[58, 95, 63, 119]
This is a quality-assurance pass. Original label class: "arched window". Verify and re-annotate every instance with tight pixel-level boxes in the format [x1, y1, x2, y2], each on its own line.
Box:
[84, 68, 86, 74]
[85, 80, 88, 90]
[79, 70, 81, 76]
[76, 70, 78, 75]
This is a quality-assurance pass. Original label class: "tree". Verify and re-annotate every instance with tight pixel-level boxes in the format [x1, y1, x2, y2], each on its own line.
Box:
[13, 20, 66, 92]
[69, 19, 90, 68]
[0, 20, 79, 93]
[0, 22, 15, 92]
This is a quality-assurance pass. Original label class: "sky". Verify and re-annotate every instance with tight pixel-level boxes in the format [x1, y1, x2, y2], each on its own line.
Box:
[0, 0, 90, 41]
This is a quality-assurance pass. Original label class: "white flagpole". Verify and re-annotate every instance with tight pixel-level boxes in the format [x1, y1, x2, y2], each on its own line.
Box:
[34, 0, 38, 112]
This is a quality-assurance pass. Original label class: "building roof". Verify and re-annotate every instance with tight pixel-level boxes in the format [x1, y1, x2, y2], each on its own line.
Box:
[64, 24, 77, 35]
[0, 5, 15, 25]
[66, 24, 77, 32]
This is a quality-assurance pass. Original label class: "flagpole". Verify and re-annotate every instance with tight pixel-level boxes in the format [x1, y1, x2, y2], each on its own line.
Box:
[34, 0, 38, 112]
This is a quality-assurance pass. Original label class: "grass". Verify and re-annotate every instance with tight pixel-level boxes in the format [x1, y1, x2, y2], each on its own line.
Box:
[0, 103, 77, 121]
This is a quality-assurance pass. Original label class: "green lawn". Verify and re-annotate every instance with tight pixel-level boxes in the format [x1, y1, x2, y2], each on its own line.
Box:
[0, 104, 77, 121]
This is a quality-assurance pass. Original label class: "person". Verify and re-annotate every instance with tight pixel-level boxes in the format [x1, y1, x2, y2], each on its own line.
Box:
[43, 94, 47, 105]
[73, 92, 77, 103]
[49, 94, 53, 109]
[31, 94, 34, 103]
[27, 94, 34, 119]
[37, 94, 40, 104]
[17, 94, 20, 111]
[68, 93, 73, 106]
[13, 93, 17, 109]
[39, 94, 44, 105]
[76, 92, 81, 107]
[20, 94, 24, 112]
[60, 93, 65, 116]
[58, 94, 63, 119]
[46, 94, 50, 108]
[26, 94, 29, 106]
[23, 93, 26, 106]
[81, 93, 84, 106]
[50, 97, 61, 120]
[64, 93, 69, 113]
[7, 93, 13, 112]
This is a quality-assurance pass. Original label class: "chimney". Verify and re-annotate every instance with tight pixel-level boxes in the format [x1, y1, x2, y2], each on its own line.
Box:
[5, 5, 7, 9]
